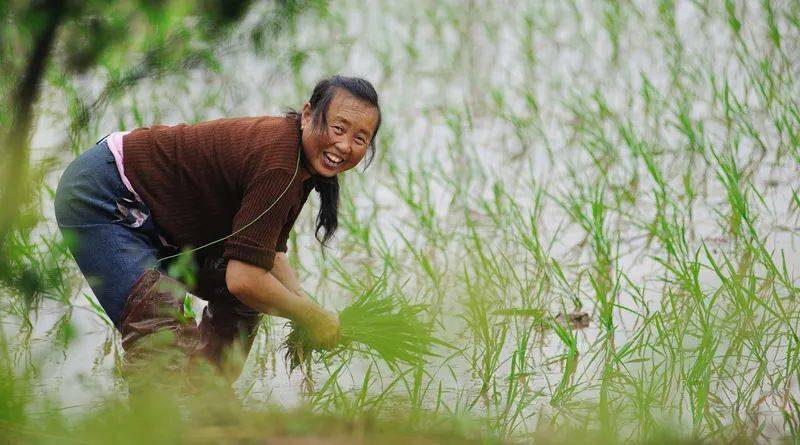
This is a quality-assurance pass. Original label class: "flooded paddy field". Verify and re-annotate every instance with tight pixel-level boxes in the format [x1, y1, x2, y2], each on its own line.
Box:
[2, 0, 800, 443]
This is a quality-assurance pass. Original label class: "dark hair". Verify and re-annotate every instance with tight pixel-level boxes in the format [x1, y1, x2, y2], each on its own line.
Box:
[286, 75, 382, 246]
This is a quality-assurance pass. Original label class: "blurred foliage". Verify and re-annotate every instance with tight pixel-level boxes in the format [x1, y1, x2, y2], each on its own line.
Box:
[0, 330, 493, 445]
[0, 0, 322, 312]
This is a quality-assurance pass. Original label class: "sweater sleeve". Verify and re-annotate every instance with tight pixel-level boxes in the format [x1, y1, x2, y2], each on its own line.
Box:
[223, 168, 296, 270]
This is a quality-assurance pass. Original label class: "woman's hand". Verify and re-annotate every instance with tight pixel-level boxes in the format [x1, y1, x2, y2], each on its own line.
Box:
[303, 307, 340, 350]
[225, 259, 340, 348]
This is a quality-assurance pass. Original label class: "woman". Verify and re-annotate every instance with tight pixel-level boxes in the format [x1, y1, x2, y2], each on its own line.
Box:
[54, 75, 382, 368]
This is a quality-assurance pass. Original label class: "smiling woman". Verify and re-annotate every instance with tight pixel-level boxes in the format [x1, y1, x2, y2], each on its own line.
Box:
[290, 76, 382, 245]
[52, 75, 381, 374]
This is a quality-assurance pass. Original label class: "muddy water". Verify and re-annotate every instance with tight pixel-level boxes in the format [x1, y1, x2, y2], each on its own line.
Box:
[4, 0, 799, 436]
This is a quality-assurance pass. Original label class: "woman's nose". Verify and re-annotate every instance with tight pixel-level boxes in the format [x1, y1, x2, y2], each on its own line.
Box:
[335, 138, 352, 154]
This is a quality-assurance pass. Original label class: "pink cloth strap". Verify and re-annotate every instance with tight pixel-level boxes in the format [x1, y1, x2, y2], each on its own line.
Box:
[105, 131, 140, 202]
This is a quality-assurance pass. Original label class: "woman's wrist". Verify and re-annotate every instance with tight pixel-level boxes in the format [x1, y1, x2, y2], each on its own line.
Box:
[294, 297, 329, 327]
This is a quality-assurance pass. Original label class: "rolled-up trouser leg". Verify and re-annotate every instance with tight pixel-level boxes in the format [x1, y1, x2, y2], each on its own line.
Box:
[119, 270, 201, 364]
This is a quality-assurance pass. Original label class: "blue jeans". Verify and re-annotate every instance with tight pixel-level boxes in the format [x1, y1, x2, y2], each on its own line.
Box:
[54, 139, 166, 327]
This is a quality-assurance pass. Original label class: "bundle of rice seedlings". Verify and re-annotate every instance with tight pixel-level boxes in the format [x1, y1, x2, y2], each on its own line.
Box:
[283, 281, 444, 374]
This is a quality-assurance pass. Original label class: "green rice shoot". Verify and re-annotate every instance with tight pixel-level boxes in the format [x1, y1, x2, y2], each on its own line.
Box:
[284, 279, 445, 374]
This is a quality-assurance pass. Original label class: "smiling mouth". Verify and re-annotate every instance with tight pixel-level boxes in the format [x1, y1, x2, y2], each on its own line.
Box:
[323, 151, 344, 167]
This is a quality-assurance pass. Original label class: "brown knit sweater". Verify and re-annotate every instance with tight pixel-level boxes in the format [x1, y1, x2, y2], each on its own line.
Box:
[122, 116, 318, 270]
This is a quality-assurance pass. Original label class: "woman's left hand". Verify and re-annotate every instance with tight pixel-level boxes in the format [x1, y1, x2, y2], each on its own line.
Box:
[304, 306, 341, 350]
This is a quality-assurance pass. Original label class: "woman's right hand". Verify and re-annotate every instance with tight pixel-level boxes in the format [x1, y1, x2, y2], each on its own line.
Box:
[303, 306, 340, 350]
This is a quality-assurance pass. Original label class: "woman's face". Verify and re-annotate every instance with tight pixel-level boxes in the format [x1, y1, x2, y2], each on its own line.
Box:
[300, 89, 380, 177]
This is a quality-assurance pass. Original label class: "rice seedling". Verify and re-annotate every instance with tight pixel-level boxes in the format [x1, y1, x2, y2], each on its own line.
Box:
[283, 277, 444, 376]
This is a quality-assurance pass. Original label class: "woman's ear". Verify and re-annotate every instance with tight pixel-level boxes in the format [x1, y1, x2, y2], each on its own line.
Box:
[300, 102, 312, 130]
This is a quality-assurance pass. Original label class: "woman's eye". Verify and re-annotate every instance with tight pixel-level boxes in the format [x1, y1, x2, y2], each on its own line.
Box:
[355, 137, 366, 146]
[332, 126, 344, 134]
